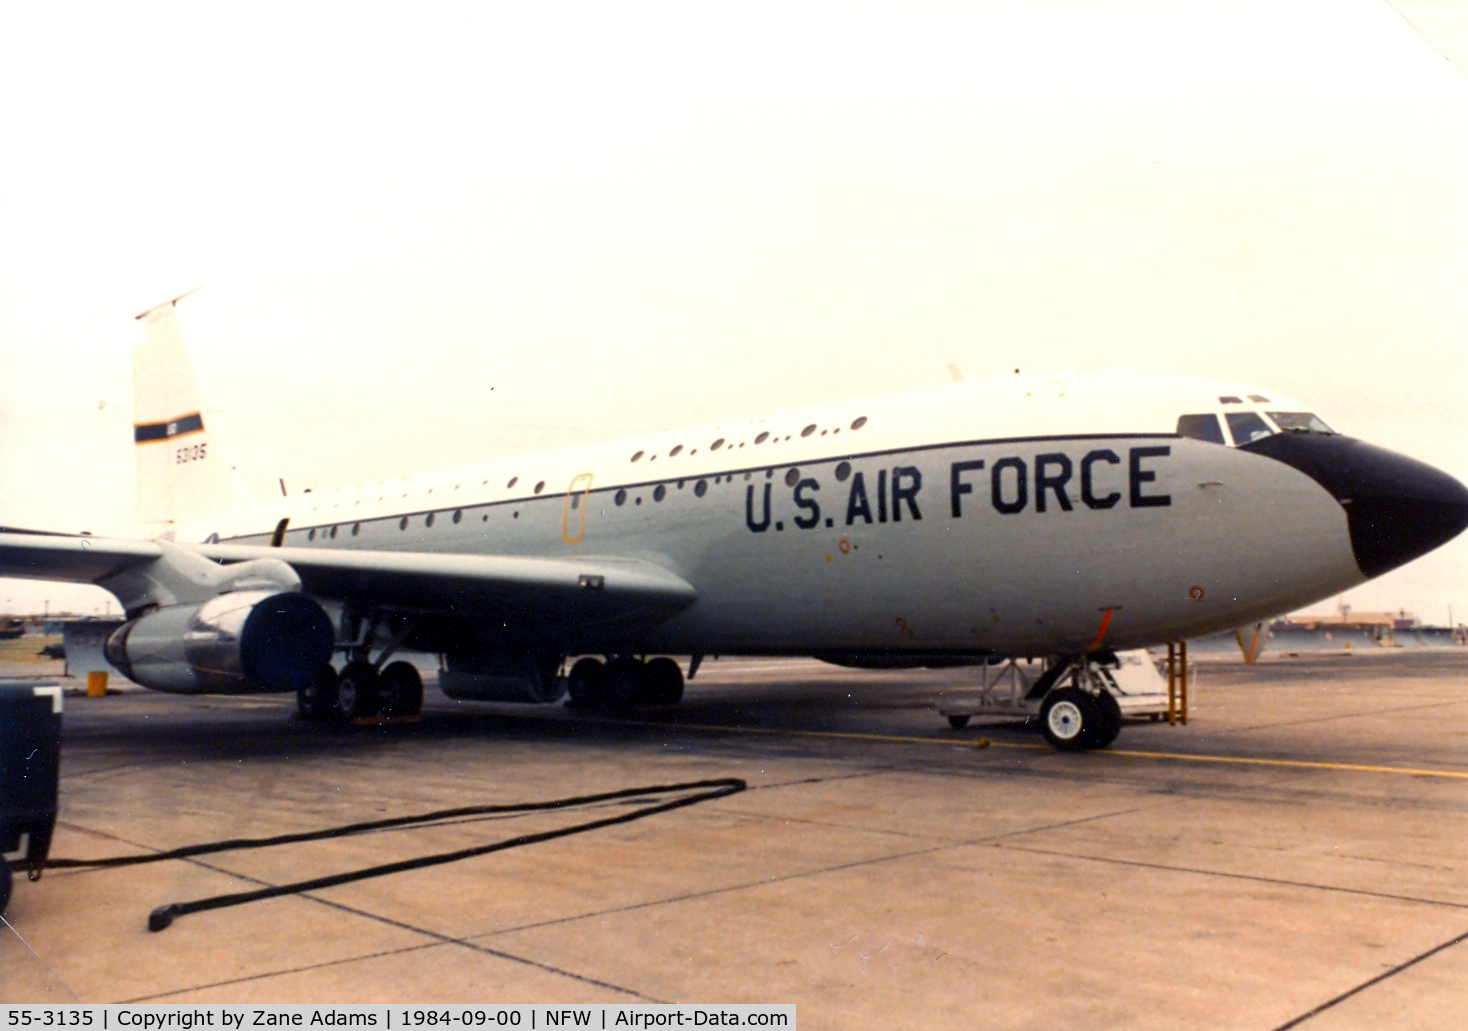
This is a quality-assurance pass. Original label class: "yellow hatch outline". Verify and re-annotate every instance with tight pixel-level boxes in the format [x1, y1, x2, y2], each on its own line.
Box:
[562, 472, 594, 544]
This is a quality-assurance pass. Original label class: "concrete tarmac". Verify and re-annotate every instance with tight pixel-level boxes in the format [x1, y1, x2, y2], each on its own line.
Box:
[3, 652, 1467, 1030]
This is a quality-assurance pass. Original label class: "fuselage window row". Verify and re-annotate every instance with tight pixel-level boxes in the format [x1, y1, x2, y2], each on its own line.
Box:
[252, 420, 883, 545]
[624, 416, 865, 466]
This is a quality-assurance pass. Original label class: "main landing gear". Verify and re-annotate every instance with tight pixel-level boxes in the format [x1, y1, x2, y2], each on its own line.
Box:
[565, 656, 684, 711]
[298, 660, 425, 724]
[299, 606, 425, 724]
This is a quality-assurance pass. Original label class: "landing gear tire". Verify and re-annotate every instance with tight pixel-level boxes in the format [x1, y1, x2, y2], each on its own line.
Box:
[566, 658, 605, 707]
[1088, 690, 1123, 750]
[643, 657, 684, 707]
[602, 657, 643, 710]
[1040, 687, 1099, 752]
[947, 715, 971, 730]
[378, 661, 423, 717]
[0, 860, 12, 915]
[333, 661, 380, 722]
[298, 665, 336, 722]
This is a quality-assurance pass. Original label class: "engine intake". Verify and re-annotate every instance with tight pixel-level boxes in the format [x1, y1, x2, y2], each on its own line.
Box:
[104, 591, 334, 694]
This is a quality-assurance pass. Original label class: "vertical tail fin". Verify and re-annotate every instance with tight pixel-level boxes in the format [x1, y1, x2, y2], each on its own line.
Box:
[133, 291, 237, 531]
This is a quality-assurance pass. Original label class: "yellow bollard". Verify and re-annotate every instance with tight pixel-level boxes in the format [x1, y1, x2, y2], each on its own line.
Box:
[87, 670, 108, 697]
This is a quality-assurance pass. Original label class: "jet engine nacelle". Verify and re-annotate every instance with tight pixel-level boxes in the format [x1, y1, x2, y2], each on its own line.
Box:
[103, 590, 334, 694]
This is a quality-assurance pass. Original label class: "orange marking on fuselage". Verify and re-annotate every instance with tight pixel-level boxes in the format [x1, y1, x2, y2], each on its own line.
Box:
[1087, 607, 1115, 652]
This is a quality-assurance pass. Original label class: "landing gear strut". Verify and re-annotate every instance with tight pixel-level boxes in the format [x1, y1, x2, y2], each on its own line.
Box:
[564, 656, 685, 711]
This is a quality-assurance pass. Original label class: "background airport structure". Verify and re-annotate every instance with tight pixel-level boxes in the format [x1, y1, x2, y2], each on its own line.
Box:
[3, 637, 1468, 1028]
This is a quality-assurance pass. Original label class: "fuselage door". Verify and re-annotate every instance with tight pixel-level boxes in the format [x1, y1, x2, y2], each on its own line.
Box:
[563, 472, 594, 544]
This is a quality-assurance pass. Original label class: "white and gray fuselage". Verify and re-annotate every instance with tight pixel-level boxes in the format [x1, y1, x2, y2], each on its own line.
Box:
[185, 370, 1450, 661]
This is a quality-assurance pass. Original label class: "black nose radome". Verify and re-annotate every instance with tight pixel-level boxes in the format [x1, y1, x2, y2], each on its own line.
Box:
[1240, 433, 1468, 579]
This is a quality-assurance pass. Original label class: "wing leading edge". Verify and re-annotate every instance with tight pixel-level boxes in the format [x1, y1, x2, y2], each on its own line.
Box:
[0, 532, 696, 636]
[0, 531, 163, 585]
[198, 543, 696, 631]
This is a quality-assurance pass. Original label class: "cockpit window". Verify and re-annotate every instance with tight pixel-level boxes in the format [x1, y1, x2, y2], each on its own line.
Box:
[1225, 411, 1274, 445]
[1176, 414, 1225, 444]
[1267, 412, 1333, 434]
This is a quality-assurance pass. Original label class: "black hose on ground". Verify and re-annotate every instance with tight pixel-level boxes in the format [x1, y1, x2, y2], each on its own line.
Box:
[44, 778, 747, 932]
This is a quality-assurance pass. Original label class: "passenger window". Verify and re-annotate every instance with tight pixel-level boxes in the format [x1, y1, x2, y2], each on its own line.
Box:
[1225, 411, 1274, 445]
[1176, 414, 1225, 445]
[1267, 412, 1333, 434]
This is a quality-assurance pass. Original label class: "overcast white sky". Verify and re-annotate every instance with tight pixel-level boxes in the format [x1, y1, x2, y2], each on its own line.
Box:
[2, 1, 1467, 622]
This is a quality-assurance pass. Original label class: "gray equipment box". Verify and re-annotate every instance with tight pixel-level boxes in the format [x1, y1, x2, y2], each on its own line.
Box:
[1, 681, 63, 914]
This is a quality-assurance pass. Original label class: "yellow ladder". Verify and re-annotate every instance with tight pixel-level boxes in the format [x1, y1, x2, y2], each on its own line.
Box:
[1166, 640, 1189, 725]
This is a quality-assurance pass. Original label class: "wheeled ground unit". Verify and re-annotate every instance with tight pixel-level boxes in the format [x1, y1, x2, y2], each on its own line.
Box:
[1, 681, 63, 915]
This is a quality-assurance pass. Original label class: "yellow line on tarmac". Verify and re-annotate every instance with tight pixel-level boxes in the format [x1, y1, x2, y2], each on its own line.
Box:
[561, 713, 1468, 780]
[567, 714, 1037, 752]
[1102, 748, 1468, 780]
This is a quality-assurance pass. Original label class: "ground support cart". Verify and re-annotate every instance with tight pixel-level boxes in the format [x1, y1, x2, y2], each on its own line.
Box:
[1, 680, 63, 915]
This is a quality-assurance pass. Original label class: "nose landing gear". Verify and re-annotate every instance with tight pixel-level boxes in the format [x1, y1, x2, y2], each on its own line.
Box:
[940, 653, 1145, 751]
[1039, 683, 1123, 751]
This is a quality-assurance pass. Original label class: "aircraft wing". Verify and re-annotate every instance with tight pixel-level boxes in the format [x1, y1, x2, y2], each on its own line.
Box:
[195, 542, 697, 628]
[0, 531, 164, 584]
[0, 530, 696, 632]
